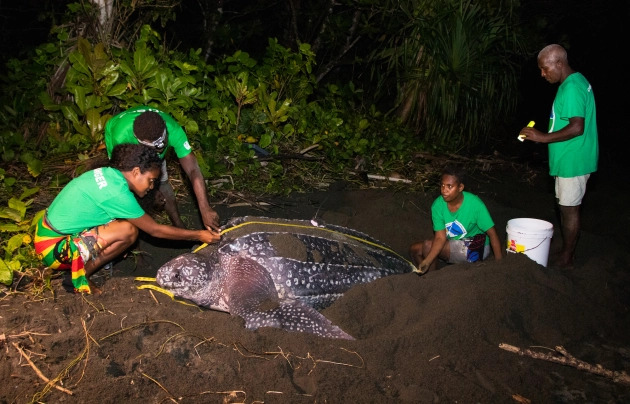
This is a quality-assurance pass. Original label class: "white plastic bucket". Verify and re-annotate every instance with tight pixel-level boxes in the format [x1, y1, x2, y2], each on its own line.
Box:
[506, 218, 554, 267]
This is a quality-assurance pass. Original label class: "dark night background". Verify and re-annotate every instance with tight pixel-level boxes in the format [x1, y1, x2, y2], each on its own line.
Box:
[0, 0, 627, 166]
[1, 5, 629, 401]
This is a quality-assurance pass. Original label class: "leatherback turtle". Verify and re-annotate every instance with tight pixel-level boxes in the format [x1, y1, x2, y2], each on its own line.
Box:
[156, 216, 414, 339]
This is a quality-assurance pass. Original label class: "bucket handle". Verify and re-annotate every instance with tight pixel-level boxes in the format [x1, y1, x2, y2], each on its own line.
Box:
[508, 236, 550, 253]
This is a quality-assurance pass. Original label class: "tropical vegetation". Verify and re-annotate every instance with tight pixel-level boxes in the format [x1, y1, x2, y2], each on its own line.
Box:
[1, 0, 535, 288]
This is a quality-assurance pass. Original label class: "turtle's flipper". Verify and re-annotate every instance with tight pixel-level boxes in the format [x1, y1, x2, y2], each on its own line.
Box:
[222, 255, 354, 340]
[240, 298, 354, 340]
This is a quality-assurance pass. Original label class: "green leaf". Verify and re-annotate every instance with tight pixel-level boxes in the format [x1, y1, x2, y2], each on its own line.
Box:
[8, 198, 26, 219]
[56, 28, 69, 42]
[170, 98, 194, 108]
[6, 234, 26, 253]
[60, 104, 80, 125]
[72, 120, 89, 137]
[134, 46, 158, 80]
[282, 124, 295, 135]
[153, 69, 170, 94]
[85, 108, 104, 135]
[184, 120, 199, 135]
[84, 94, 101, 111]
[0, 223, 22, 232]
[143, 88, 162, 100]
[93, 42, 108, 63]
[193, 150, 211, 178]
[50, 173, 71, 188]
[39, 91, 60, 111]
[19, 187, 40, 201]
[106, 82, 128, 97]
[173, 60, 199, 73]
[27, 159, 43, 178]
[0, 207, 22, 222]
[100, 67, 120, 89]
[77, 36, 92, 58]
[171, 77, 187, 91]
[267, 97, 277, 114]
[69, 50, 90, 76]
[259, 133, 272, 148]
[118, 59, 133, 77]
[4, 177, 16, 187]
[71, 85, 88, 114]
[2, 150, 15, 162]
[31, 209, 46, 231]
[0, 259, 13, 286]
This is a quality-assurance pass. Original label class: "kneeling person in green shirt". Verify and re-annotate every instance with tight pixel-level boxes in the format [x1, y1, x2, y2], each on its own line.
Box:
[34, 144, 221, 294]
[105, 105, 220, 230]
[410, 166, 503, 274]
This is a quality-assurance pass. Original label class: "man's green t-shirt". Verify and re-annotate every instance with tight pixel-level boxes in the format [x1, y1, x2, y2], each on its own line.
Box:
[431, 191, 494, 246]
[46, 167, 145, 234]
[104, 105, 192, 160]
[548, 72, 598, 177]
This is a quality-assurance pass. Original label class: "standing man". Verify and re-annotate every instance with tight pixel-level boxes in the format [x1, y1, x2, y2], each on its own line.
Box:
[519, 44, 598, 268]
[105, 105, 220, 231]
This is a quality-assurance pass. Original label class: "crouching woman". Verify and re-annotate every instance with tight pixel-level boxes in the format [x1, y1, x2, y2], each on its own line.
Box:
[34, 143, 220, 294]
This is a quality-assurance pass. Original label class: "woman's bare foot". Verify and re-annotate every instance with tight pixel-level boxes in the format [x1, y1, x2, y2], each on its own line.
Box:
[88, 279, 102, 295]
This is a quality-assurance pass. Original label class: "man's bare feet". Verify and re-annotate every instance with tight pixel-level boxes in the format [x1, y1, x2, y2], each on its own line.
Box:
[550, 252, 574, 269]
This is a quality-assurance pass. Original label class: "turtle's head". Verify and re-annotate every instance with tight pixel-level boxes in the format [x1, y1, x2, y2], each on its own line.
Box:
[156, 253, 212, 296]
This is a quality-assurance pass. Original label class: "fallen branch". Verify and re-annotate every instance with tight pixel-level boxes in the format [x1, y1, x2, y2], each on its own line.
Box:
[12, 342, 74, 396]
[499, 343, 630, 385]
[7, 331, 52, 339]
[349, 171, 413, 184]
[217, 191, 276, 211]
[257, 153, 323, 162]
[197, 389, 247, 401]
[366, 174, 413, 184]
[228, 202, 271, 208]
[207, 177, 234, 189]
[299, 144, 320, 155]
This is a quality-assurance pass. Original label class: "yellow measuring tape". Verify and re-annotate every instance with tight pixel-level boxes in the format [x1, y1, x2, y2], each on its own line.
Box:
[134, 278, 200, 308]
[194, 220, 415, 268]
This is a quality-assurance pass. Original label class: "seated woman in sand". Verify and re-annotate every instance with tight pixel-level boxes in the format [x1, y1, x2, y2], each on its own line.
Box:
[410, 165, 503, 273]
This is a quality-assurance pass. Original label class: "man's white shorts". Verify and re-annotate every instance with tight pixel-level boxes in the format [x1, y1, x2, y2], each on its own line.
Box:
[555, 174, 590, 206]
